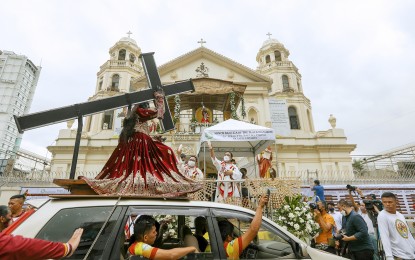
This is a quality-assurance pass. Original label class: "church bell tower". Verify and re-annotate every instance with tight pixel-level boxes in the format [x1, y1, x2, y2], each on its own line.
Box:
[256, 34, 315, 135]
[84, 34, 144, 134]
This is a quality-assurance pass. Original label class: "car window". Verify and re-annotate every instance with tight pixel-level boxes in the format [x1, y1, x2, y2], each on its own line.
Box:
[121, 207, 216, 260]
[36, 206, 123, 259]
[212, 209, 296, 259]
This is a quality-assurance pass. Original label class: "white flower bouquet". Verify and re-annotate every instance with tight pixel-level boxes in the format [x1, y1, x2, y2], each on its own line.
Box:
[273, 195, 320, 242]
[154, 214, 178, 239]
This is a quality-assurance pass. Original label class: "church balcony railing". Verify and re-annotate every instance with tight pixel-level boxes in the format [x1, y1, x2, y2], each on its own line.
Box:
[98, 60, 142, 74]
[257, 60, 299, 73]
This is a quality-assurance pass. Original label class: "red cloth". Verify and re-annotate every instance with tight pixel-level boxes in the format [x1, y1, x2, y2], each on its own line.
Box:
[82, 106, 201, 196]
[0, 232, 69, 260]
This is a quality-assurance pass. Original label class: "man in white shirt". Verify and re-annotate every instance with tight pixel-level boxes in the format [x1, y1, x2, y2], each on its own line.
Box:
[327, 202, 342, 233]
[378, 192, 415, 260]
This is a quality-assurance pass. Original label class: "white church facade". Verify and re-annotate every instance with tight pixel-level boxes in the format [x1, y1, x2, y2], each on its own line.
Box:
[47, 35, 356, 179]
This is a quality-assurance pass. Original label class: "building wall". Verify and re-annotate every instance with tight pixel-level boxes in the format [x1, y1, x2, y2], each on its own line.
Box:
[0, 50, 41, 173]
[47, 38, 355, 179]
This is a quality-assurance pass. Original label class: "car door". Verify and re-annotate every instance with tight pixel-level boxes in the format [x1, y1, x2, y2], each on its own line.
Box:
[35, 205, 127, 259]
[211, 208, 307, 259]
[109, 206, 220, 260]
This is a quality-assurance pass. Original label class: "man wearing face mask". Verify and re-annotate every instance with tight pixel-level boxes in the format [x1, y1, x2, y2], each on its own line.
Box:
[328, 202, 343, 233]
[208, 142, 242, 202]
[337, 199, 374, 260]
[183, 155, 204, 181]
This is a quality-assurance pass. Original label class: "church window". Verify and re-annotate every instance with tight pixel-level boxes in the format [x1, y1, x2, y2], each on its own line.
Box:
[118, 49, 126, 60]
[288, 106, 300, 129]
[102, 111, 114, 130]
[282, 75, 290, 91]
[111, 74, 120, 90]
[265, 55, 271, 64]
[129, 53, 136, 63]
[274, 50, 282, 61]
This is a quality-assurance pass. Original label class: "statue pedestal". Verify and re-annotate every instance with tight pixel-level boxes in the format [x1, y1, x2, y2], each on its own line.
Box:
[53, 179, 98, 195]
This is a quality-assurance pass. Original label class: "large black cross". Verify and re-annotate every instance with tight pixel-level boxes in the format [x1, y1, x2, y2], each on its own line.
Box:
[14, 52, 194, 179]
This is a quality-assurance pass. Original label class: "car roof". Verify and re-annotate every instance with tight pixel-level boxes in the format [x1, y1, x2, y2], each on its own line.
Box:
[44, 194, 255, 213]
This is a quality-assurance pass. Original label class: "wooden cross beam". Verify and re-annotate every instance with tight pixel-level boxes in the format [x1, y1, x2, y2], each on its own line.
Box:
[14, 52, 194, 179]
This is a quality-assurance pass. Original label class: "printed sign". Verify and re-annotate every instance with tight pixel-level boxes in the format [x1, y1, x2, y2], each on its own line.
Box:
[269, 98, 290, 136]
[205, 129, 275, 141]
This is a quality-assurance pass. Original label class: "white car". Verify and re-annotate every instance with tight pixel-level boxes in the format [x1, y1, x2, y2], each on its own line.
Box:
[12, 196, 345, 259]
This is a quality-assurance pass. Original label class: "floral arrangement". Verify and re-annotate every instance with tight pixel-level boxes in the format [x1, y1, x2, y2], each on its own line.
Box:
[173, 95, 181, 124]
[273, 195, 320, 242]
[154, 214, 178, 239]
[230, 91, 239, 120]
[239, 94, 246, 119]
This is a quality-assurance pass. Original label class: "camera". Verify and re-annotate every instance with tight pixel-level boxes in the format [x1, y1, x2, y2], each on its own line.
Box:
[363, 199, 384, 212]
[309, 203, 317, 210]
[333, 232, 344, 241]
[346, 184, 357, 192]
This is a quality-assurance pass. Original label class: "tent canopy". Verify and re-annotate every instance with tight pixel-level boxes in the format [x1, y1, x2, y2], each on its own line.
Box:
[198, 119, 275, 158]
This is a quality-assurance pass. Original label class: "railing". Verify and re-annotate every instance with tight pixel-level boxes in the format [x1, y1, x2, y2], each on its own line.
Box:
[2, 169, 415, 185]
[98, 60, 142, 73]
[2, 171, 415, 219]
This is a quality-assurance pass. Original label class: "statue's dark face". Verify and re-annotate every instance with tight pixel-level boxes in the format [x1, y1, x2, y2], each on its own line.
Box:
[139, 102, 150, 109]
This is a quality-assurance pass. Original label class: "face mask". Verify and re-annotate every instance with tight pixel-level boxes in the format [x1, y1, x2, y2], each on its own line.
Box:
[223, 156, 230, 162]
[329, 208, 335, 213]
[188, 161, 195, 167]
[340, 210, 346, 216]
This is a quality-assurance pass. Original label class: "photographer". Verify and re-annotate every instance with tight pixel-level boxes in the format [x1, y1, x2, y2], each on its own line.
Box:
[378, 192, 415, 260]
[313, 201, 336, 253]
[346, 185, 361, 212]
[358, 202, 379, 260]
[337, 199, 374, 260]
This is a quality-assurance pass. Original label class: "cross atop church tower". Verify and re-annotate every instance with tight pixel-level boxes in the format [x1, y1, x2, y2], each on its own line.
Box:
[126, 30, 133, 38]
[266, 32, 272, 39]
[197, 38, 206, 47]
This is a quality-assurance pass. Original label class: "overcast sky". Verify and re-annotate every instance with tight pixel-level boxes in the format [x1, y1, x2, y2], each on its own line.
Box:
[2, 0, 415, 159]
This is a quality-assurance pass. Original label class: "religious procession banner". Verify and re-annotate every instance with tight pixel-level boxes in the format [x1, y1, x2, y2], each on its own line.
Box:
[198, 119, 275, 157]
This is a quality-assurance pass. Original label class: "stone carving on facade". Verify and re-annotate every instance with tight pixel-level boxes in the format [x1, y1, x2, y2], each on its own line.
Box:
[170, 71, 177, 80]
[195, 62, 209, 77]
[328, 114, 336, 128]
[227, 70, 234, 79]
[67, 119, 75, 129]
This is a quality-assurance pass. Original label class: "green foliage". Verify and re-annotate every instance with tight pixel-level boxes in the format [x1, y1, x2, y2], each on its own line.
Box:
[230, 91, 239, 120]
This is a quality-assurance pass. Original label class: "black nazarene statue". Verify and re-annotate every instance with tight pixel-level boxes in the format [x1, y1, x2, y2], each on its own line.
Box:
[81, 91, 201, 196]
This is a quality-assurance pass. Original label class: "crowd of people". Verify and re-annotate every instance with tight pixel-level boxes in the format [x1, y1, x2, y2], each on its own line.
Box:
[308, 181, 415, 260]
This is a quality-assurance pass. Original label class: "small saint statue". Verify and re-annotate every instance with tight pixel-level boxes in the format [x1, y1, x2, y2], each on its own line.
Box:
[328, 114, 336, 129]
[201, 105, 210, 123]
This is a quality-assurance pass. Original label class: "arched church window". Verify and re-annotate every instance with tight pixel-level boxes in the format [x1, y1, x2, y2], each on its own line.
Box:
[111, 74, 120, 90]
[102, 111, 114, 130]
[282, 75, 290, 91]
[129, 53, 136, 63]
[288, 106, 300, 129]
[265, 55, 271, 64]
[274, 50, 282, 61]
[118, 49, 126, 60]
